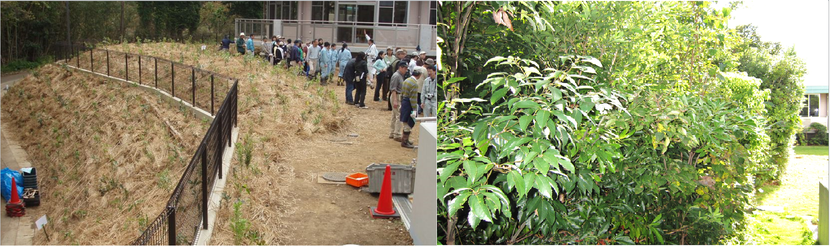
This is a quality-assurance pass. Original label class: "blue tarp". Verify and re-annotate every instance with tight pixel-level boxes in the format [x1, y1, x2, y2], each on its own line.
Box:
[1, 168, 23, 202]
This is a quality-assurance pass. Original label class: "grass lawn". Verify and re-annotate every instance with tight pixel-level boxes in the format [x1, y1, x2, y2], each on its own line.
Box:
[744, 154, 827, 245]
[742, 212, 814, 245]
[794, 145, 829, 156]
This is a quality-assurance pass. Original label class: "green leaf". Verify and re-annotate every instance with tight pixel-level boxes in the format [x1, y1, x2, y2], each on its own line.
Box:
[510, 170, 526, 197]
[522, 172, 535, 196]
[535, 110, 550, 131]
[551, 87, 563, 101]
[559, 156, 575, 173]
[447, 190, 471, 217]
[464, 160, 478, 185]
[439, 161, 461, 184]
[579, 56, 603, 68]
[534, 157, 549, 174]
[484, 56, 507, 67]
[514, 100, 540, 110]
[468, 209, 481, 229]
[491, 87, 509, 105]
[519, 115, 533, 131]
[469, 193, 492, 222]
[580, 100, 595, 113]
[534, 175, 553, 199]
[481, 185, 510, 207]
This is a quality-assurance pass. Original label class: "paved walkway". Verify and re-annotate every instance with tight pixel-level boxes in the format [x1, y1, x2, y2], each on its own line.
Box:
[0, 128, 39, 245]
[0, 71, 40, 245]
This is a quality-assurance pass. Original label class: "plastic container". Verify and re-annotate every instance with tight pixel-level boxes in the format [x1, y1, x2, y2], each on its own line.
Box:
[365, 163, 415, 194]
[346, 173, 368, 188]
[20, 167, 39, 206]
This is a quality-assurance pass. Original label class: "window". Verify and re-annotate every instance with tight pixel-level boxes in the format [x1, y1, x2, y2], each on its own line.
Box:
[801, 94, 820, 117]
[379, 1, 408, 25]
[312, 1, 335, 22]
[267, 1, 297, 20]
[430, 1, 437, 25]
[338, 4, 356, 22]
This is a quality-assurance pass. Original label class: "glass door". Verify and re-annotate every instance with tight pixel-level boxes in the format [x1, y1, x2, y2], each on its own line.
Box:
[336, 3, 375, 44]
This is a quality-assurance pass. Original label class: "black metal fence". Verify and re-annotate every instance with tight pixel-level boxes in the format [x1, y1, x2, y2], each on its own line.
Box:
[62, 49, 239, 245]
[65, 48, 233, 116]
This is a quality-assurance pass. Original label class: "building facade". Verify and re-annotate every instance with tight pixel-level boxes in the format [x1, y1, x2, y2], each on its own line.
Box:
[236, 1, 437, 56]
[801, 86, 829, 128]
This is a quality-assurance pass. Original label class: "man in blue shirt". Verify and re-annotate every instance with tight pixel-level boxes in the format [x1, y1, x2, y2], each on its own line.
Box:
[320, 42, 330, 85]
[220, 35, 233, 51]
[246, 35, 255, 55]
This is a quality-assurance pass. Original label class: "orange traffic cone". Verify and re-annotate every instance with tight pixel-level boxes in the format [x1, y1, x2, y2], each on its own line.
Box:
[370, 164, 399, 218]
[6, 178, 25, 217]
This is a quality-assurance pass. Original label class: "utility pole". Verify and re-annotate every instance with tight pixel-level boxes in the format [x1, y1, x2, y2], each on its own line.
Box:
[65, 1, 71, 59]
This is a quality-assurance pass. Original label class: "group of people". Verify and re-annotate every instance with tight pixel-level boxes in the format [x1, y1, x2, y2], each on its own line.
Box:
[221, 31, 438, 149]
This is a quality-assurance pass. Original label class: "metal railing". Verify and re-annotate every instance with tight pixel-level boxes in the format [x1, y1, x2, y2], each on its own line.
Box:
[64, 48, 234, 116]
[62, 48, 239, 245]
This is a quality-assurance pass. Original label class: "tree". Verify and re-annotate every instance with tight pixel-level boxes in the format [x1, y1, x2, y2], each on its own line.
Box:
[225, 1, 263, 19]
[734, 25, 807, 181]
[200, 2, 231, 41]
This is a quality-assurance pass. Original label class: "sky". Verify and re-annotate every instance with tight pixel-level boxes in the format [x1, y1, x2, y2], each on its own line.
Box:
[714, 1, 828, 87]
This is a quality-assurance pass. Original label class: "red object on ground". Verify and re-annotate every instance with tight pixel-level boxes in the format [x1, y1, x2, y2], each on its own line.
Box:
[8, 178, 20, 204]
[346, 173, 368, 188]
[370, 165, 399, 218]
[5, 178, 25, 217]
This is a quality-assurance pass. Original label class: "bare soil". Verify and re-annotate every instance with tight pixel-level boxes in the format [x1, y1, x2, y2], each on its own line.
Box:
[1, 64, 209, 244]
[105, 42, 415, 245]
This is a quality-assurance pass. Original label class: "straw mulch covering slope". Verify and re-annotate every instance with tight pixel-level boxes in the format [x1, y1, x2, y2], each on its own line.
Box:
[1, 64, 209, 244]
[105, 42, 415, 244]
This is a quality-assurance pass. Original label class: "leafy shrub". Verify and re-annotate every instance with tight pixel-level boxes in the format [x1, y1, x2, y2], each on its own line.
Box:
[1, 55, 54, 73]
[807, 122, 828, 146]
[438, 56, 768, 245]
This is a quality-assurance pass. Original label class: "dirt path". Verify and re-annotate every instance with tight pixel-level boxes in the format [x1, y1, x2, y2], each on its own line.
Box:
[275, 85, 417, 244]
[209, 81, 417, 245]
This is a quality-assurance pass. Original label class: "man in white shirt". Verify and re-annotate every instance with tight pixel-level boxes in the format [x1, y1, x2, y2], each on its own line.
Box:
[308, 39, 321, 79]
[364, 31, 379, 86]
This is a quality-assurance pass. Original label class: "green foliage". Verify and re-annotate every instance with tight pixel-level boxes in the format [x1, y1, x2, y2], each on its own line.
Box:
[230, 200, 265, 245]
[438, 1, 781, 244]
[807, 123, 828, 146]
[136, 2, 201, 40]
[1, 56, 53, 73]
[225, 1, 263, 19]
[736, 33, 807, 179]
[235, 134, 254, 166]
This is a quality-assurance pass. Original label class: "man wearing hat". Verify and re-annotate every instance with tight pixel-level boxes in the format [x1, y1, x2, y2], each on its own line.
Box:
[236, 33, 246, 55]
[398, 67, 422, 148]
[389, 61, 407, 141]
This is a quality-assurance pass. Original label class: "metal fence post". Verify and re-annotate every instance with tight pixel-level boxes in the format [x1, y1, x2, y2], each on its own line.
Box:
[139, 56, 142, 85]
[125, 53, 129, 81]
[234, 80, 239, 127]
[201, 147, 208, 230]
[167, 206, 176, 245]
[155, 58, 158, 88]
[172, 61, 175, 98]
[210, 75, 214, 116]
[192, 68, 196, 105]
[77, 49, 80, 67]
[90, 49, 93, 72]
[106, 50, 110, 76]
